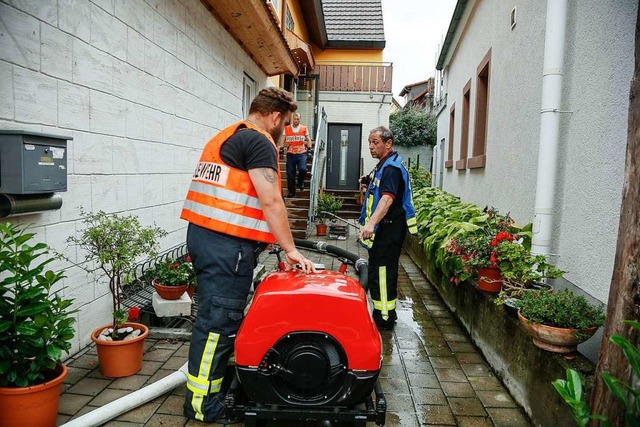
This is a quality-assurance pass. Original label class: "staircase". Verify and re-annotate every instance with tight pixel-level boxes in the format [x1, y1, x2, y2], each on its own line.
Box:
[280, 157, 312, 239]
[323, 189, 362, 221]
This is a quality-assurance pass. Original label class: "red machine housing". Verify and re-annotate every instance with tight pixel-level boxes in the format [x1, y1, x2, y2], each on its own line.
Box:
[234, 269, 382, 407]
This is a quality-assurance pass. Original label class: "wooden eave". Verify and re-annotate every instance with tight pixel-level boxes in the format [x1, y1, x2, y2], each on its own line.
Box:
[200, 0, 299, 76]
[286, 30, 316, 72]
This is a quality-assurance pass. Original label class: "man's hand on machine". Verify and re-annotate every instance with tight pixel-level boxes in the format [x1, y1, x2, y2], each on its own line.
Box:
[285, 249, 317, 273]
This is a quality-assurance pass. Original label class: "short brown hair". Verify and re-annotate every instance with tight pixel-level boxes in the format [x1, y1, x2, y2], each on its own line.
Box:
[370, 126, 394, 143]
[249, 87, 298, 116]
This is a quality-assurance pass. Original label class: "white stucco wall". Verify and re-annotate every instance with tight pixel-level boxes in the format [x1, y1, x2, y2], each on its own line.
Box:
[0, 0, 269, 354]
[318, 92, 391, 177]
[437, 0, 636, 302]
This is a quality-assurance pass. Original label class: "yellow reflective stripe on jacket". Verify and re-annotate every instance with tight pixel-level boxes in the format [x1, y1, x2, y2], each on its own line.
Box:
[407, 216, 418, 234]
[190, 332, 220, 421]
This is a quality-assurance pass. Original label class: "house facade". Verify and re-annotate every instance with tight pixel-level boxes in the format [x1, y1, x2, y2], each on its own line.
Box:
[434, 0, 637, 305]
[0, 0, 389, 354]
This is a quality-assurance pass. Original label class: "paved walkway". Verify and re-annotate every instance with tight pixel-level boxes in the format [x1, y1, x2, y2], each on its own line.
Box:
[57, 228, 531, 426]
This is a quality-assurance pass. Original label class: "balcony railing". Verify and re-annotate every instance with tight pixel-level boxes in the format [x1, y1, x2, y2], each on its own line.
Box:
[312, 61, 393, 93]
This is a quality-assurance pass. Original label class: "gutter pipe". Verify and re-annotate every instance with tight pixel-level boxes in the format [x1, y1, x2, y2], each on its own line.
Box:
[532, 0, 568, 257]
[60, 363, 189, 427]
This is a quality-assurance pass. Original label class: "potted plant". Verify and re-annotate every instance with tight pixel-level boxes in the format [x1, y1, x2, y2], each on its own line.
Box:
[145, 258, 195, 300]
[517, 289, 605, 353]
[68, 210, 166, 377]
[0, 222, 76, 426]
[315, 191, 343, 236]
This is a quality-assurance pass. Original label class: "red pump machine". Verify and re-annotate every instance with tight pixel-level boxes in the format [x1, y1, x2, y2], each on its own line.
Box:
[225, 241, 387, 426]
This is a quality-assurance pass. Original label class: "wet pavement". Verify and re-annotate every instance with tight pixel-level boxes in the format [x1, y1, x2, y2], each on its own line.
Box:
[57, 228, 531, 426]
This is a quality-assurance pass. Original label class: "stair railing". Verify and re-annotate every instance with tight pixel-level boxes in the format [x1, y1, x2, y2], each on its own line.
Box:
[308, 107, 328, 230]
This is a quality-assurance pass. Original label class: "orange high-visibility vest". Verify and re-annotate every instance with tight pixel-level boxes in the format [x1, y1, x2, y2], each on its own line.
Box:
[284, 125, 308, 154]
[180, 121, 281, 243]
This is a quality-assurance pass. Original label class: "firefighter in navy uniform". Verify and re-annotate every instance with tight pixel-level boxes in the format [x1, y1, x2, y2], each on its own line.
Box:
[180, 87, 316, 423]
[358, 126, 418, 330]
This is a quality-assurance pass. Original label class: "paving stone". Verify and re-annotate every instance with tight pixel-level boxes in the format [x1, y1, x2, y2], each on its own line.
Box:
[174, 343, 190, 357]
[379, 363, 406, 378]
[153, 340, 183, 350]
[438, 325, 466, 335]
[147, 368, 176, 384]
[104, 420, 145, 426]
[379, 376, 411, 394]
[89, 387, 129, 406]
[382, 351, 403, 365]
[441, 381, 476, 398]
[384, 392, 416, 412]
[456, 415, 495, 427]
[400, 348, 430, 361]
[434, 368, 468, 383]
[486, 407, 532, 426]
[461, 363, 493, 377]
[157, 394, 185, 415]
[411, 387, 447, 405]
[171, 383, 188, 396]
[114, 400, 162, 423]
[138, 360, 164, 376]
[455, 352, 487, 365]
[397, 338, 424, 350]
[477, 390, 518, 408]
[63, 365, 92, 384]
[143, 347, 176, 362]
[57, 414, 72, 425]
[407, 372, 441, 388]
[430, 356, 459, 369]
[162, 355, 188, 370]
[449, 342, 478, 353]
[109, 374, 151, 391]
[58, 392, 93, 415]
[430, 310, 454, 318]
[468, 375, 505, 391]
[66, 376, 112, 396]
[416, 404, 456, 425]
[404, 361, 435, 374]
[144, 413, 185, 426]
[425, 344, 454, 357]
[443, 333, 471, 343]
[67, 353, 100, 370]
[448, 397, 489, 417]
[424, 336, 448, 347]
[433, 317, 457, 326]
[384, 411, 421, 427]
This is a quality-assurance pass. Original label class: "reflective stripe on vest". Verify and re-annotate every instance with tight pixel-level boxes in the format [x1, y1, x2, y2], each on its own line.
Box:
[181, 121, 280, 243]
[284, 125, 308, 154]
[358, 152, 418, 249]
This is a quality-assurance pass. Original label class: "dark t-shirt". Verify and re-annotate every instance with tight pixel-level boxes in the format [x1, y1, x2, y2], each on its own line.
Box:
[378, 161, 405, 222]
[220, 128, 278, 171]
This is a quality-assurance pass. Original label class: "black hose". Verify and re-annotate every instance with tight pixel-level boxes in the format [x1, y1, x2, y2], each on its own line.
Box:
[293, 238, 368, 290]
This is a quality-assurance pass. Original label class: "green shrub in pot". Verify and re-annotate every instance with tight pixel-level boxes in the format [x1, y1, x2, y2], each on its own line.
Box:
[517, 289, 605, 330]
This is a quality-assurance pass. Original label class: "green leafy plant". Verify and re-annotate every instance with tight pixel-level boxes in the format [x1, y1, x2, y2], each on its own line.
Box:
[0, 223, 76, 387]
[68, 210, 166, 339]
[389, 107, 437, 147]
[517, 289, 605, 330]
[552, 320, 640, 427]
[408, 165, 432, 191]
[315, 191, 343, 224]
[145, 259, 196, 287]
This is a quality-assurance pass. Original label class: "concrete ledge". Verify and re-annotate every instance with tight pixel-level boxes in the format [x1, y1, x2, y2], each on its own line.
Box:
[152, 292, 192, 317]
[404, 234, 595, 427]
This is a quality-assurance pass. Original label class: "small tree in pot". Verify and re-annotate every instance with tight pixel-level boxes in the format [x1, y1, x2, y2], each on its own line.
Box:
[68, 210, 166, 377]
[0, 222, 76, 426]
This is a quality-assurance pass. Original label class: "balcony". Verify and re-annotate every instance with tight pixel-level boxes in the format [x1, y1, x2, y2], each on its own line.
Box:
[312, 62, 393, 93]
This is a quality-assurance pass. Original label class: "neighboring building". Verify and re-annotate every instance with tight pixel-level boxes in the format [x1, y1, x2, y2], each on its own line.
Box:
[390, 97, 403, 113]
[399, 78, 435, 111]
[434, 0, 636, 309]
[0, 0, 390, 354]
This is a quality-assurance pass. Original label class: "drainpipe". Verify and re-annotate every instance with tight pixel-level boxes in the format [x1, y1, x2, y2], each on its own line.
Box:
[531, 0, 568, 257]
[60, 362, 188, 427]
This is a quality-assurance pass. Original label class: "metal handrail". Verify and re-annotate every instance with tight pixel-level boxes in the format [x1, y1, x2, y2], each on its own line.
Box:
[308, 107, 328, 231]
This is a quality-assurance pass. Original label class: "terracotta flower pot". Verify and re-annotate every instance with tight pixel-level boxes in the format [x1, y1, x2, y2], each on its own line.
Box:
[91, 322, 149, 377]
[0, 363, 67, 427]
[477, 266, 503, 293]
[517, 311, 598, 353]
[316, 223, 327, 236]
[153, 279, 188, 300]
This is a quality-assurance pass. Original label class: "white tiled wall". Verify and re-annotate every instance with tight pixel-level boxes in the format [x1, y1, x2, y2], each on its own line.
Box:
[0, 0, 268, 355]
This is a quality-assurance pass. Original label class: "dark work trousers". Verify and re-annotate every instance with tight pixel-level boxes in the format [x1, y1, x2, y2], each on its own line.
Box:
[368, 217, 407, 326]
[286, 152, 307, 194]
[184, 223, 257, 422]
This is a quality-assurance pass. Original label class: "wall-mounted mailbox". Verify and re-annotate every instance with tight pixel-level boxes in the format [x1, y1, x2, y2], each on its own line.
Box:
[0, 130, 71, 194]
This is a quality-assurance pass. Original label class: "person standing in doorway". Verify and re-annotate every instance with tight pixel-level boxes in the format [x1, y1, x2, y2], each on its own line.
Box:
[180, 87, 316, 423]
[358, 126, 418, 330]
[281, 112, 313, 197]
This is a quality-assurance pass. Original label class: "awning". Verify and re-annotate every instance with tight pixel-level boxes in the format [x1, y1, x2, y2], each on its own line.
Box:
[286, 29, 315, 73]
[201, 0, 299, 76]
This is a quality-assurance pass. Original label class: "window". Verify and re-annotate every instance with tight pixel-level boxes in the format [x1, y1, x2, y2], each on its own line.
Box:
[469, 49, 491, 169]
[285, 5, 294, 31]
[456, 80, 471, 170]
[242, 74, 256, 118]
[445, 103, 455, 168]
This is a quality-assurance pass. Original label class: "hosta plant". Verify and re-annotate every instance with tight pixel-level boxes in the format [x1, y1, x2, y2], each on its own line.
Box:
[0, 222, 76, 387]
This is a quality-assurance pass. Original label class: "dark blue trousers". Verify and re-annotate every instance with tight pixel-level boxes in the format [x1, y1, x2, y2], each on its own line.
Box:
[286, 152, 307, 194]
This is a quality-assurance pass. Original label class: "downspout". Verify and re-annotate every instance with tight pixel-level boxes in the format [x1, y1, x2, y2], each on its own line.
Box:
[531, 0, 568, 257]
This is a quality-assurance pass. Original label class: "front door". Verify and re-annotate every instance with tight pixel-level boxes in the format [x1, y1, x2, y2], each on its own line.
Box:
[326, 123, 361, 191]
